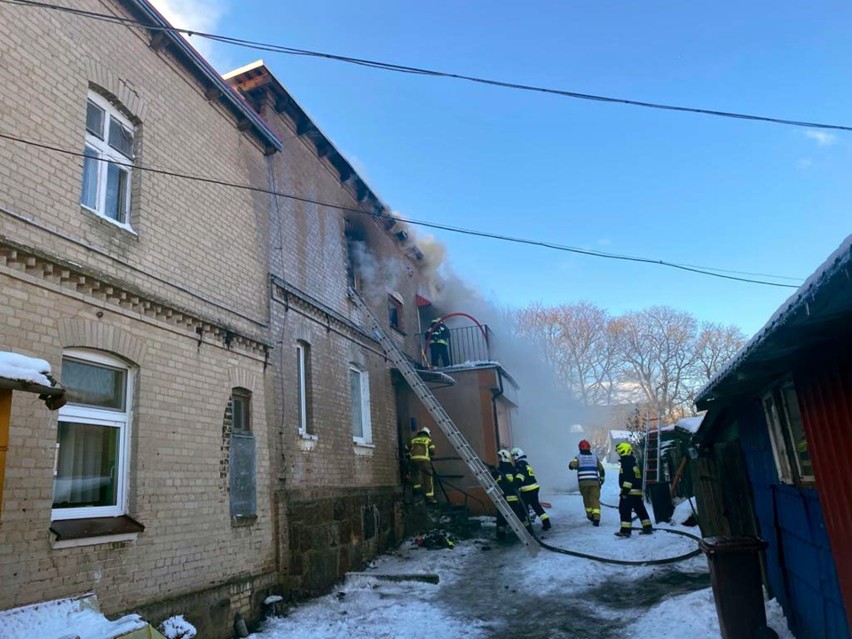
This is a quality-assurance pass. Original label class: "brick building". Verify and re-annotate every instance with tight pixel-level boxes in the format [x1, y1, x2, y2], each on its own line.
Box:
[0, 1, 438, 635]
[223, 61, 432, 600]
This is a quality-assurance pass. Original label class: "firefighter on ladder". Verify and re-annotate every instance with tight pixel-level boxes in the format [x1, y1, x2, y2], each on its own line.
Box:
[511, 447, 551, 530]
[406, 427, 437, 504]
[492, 449, 533, 540]
[568, 439, 604, 526]
[614, 442, 653, 537]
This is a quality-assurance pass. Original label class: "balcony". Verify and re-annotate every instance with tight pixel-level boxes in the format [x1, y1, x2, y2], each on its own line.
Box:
[418, 324, 492, 368]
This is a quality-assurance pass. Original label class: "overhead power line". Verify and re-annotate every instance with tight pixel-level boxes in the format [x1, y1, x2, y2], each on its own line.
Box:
[4, 0, 852, 132]
[0, 131, 801, 288]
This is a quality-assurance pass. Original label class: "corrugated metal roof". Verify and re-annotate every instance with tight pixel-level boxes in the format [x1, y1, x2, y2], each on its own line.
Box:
[696, 234, 852, 408]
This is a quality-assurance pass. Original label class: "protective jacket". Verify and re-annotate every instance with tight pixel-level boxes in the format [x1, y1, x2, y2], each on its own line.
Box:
[495, 461, 521, 502]
[569, 451, 605, 484]
[618, 454, 643, 496]
[430, 322, 450, 346]
[514, 459, 541, 493]
[407, 434, 435, 462]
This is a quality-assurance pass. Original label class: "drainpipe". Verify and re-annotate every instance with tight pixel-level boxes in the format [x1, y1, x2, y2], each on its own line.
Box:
[491, 372, 505, 452]
[0, 389, 11, 517]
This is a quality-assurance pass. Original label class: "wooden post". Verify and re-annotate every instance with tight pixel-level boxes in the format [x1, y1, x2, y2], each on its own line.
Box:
[0, 389, 12, 518]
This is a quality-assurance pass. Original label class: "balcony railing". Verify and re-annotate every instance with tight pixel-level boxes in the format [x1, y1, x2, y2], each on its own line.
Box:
[418, 324, 492, 367]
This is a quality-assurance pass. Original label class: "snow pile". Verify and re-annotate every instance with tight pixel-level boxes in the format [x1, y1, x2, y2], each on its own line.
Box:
[160, 614, 197, 639]
[0, 595, 146, 639]
[0, 351, 52, 387]
[675, 415, 704, 433]
[671, 498, 699, 526]
[623, 588, 794, 638]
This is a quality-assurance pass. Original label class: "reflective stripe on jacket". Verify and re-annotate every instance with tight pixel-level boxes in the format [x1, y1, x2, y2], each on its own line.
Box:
[618, 454, 643, 496]
[496, 462, 520, 501]
[572, 451, 602, 484]
[514, 459, 540, 492]
[430, 324, 450, 346]
[408, 435, 435, 462]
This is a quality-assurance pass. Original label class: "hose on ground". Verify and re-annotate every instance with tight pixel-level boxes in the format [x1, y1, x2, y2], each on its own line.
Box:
[533, 526, 703, 567]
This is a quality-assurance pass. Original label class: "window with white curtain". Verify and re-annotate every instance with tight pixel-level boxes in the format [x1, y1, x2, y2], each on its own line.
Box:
[81, 91, 135, 227]
[349, 365, 372, 445]
[53, 350, 132, 520]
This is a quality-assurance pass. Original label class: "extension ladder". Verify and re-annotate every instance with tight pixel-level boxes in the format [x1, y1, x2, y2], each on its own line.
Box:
[642, 413, 664, 494]
[349, 289, 539, 556]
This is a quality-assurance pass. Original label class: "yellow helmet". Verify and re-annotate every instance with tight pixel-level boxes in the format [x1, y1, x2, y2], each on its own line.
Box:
[616, 442, 633, 457]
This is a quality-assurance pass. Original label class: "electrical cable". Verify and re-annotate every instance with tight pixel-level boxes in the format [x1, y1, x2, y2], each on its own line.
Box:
[0, 131, 802, 288]
[3, 0, 852, 133]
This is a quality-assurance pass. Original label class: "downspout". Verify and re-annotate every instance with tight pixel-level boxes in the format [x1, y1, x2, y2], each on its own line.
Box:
[491, 371, 505, 451]
[0, 389, 11, 518]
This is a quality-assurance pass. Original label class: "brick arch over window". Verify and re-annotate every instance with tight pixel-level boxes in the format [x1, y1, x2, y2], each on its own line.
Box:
[228, 368, 260, 394]
[86, 61, 148, 122]
[57, 319, 147, 366]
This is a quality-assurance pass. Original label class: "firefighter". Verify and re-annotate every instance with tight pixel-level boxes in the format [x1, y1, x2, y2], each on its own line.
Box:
[493, 449, 532, 540]
[427, 318, 451, 368]
[511, 447, 551, 530]
[614, 442, 653, 537]
[568, 439, 605, 526]
[406, 427, 437, 504]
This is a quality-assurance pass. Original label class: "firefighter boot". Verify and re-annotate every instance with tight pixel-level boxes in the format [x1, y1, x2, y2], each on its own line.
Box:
[542, 518, 552, 531]
[640, 526, 653, 535]
[614, 529, 632, 538]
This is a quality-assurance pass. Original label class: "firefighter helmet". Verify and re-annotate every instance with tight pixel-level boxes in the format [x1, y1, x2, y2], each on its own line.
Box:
[510, 447, 525, 460]
[497, 449, 512, 463]
[578, 439, 591, 451]
[616, 442, 633, 457]
[419, 427, 431, 437]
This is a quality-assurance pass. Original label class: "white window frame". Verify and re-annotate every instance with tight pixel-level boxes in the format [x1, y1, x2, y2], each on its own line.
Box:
[349, 365, 372, 445]
[296, 342, 312, 437]
[81, 91, 135, 229]
[53, 349, 133, 521]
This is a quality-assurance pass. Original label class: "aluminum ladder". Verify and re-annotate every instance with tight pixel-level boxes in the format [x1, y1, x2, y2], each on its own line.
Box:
[642, 413, 664, 494]
[349, 289, 539, 556]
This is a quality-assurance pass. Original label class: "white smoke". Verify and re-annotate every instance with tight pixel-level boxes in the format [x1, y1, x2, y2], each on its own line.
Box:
[430, 269, 591, 493]
[372, 213, 589, 493]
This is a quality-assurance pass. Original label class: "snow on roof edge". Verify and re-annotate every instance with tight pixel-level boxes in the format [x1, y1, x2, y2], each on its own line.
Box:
[696, 234, 852, 404]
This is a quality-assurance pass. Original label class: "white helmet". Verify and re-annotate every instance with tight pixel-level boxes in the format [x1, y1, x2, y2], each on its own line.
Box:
[419, 427, 431, 437]
[510, 447, 525, 460]
[497, 449, 512, 463]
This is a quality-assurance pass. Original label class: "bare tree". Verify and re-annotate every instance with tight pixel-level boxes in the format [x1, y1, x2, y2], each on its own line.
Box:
[513, 302, 619, 406]
[511, 301, 747, 423]
[611, 306, 699, 419]
[695, 322, 747, 382]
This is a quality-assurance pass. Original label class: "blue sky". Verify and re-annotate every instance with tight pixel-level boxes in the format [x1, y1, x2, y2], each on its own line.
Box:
[154, 0, 850, 336]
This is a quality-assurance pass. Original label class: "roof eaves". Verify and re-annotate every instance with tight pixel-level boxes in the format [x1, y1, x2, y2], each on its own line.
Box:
[696, 234, 852, 408]
[127, 0, 282, 153]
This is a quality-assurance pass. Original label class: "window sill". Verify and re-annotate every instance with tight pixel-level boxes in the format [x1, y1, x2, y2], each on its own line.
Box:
[298, 434, 318, 451]
[80, 205, 137, 236]
[390, 325, 407, 337]
[353, 442, 375, 456]
[50, 515, 144, 549]
[231, 514, 257, 528]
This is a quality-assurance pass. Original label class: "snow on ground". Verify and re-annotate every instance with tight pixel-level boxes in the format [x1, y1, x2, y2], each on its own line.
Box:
[248, 467, 794, 639]
[0, 595, 146, 639]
